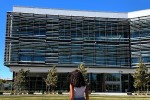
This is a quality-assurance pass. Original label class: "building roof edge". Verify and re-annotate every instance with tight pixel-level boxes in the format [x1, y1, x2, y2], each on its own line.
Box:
[13, 6, 128, 18]
[128, 9, 150, 18]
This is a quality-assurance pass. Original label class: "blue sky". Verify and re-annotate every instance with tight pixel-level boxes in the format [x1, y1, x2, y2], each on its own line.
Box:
[0, 0, 150, 79]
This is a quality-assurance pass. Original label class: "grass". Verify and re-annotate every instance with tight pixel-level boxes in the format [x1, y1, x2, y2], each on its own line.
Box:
[0, 95, 150, 100]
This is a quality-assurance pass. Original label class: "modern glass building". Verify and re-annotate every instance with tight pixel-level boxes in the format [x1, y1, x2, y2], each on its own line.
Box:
[4, 6, 150, 92]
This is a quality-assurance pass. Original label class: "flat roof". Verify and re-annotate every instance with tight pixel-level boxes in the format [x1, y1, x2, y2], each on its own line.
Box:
[128, 9, 150, 18]
[12, 6, 150, 18]
[13, 6, 128, 18]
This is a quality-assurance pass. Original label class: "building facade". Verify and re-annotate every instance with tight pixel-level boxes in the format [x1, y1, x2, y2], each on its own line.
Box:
[4, 6, 150, 92]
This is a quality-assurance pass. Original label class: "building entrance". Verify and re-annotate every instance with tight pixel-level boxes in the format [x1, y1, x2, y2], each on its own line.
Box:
[105, 73, 122, 92]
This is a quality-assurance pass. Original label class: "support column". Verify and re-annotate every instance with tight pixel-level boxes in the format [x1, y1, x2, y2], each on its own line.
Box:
[128, 74, 133, 92]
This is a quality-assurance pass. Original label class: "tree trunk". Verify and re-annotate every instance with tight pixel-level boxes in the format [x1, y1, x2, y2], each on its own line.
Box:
[48, 86, 50, 94]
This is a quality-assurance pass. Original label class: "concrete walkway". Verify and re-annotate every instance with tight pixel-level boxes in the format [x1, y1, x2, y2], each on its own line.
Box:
[63, 92, 130, 96]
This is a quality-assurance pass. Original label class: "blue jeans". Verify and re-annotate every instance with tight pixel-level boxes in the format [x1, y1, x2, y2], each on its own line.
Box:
[74, 97, 85, 100]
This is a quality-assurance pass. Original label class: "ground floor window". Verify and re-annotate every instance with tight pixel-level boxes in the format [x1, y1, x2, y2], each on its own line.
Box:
[16, 72, 131, 93]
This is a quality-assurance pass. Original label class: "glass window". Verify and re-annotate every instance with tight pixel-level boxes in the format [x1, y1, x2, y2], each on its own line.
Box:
[20, 55, 32, 61]
[72, 55, 82, 63]
[106, 73, 120, 81]
[132, 57, 138, 64]
[33, 56, 45, 61]
[143, 57, 150, 63]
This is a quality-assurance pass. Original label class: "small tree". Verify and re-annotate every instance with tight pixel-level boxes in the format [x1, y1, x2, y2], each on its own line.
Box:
[0, 79, 6, 92]
[78, 63, 88, 85]
[13, 69, 29, 94]
[44, 66, 58, 94]
[145, 73, 150, 93]
[132, 59, 149, 93]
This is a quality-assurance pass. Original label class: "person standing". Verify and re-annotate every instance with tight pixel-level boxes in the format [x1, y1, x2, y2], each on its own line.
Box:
[69, 69, 89, 100]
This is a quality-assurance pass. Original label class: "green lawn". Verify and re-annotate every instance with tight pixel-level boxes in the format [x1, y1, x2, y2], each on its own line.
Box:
[0, 95, 150, 100]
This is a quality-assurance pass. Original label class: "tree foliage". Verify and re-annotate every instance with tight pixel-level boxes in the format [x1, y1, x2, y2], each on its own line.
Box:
[44, 66, 58, 93]
[78, 63, 88, 84]
[0, 79, 6, 91]
[0, 79, 6, 84]
[13, 69, 29, 94]
[132, 59, 149, 92]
